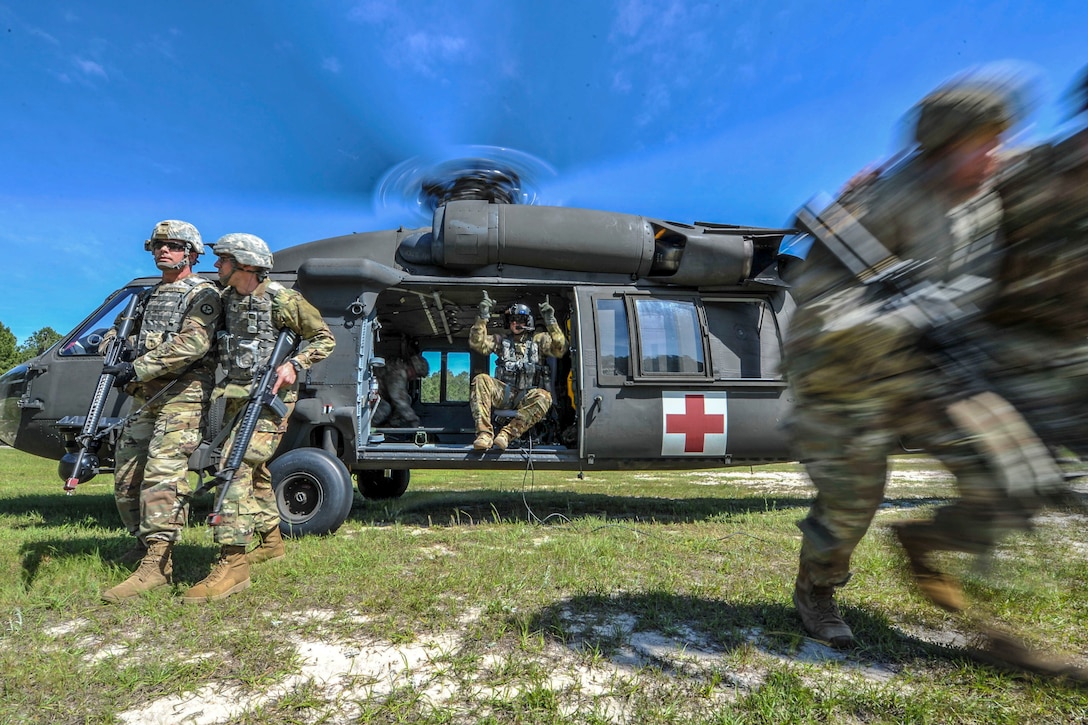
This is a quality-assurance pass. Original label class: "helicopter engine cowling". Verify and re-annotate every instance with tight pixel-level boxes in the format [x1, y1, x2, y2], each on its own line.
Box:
[427, 200, 769, 287]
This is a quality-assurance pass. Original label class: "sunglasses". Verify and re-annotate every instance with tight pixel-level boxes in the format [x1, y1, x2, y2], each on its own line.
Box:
[151, 240, 187, 253]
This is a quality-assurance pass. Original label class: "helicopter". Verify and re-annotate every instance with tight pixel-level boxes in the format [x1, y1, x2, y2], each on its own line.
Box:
[0, 153, 799, 537]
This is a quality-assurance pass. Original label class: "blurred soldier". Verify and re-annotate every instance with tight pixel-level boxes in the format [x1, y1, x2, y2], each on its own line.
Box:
[469, 293, 566, 451]
[372, 354, 430, 428]
[891, 67, 1088, 628]
[101, 220, 221, 604]
[182, 233, 335, 603]
[783, 66, 1039, 648]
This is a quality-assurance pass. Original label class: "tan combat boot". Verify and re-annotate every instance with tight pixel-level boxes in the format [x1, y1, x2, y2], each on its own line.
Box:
[793, 568, 854, 649]
[102, 540, 173, 603]
[493, 417, 529, 451]
[247, 526, 286, 565]
[113, 538, 148, 568]
[890, 520, 965, 612]
[182, 545, 251, 603]
[473, 419, 494, 451]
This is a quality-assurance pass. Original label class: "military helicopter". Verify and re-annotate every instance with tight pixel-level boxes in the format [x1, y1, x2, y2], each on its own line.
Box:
[0, 149, 798, 537]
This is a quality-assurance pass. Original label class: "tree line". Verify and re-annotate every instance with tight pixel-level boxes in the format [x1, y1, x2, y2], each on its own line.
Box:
[0, 322, 63, 373]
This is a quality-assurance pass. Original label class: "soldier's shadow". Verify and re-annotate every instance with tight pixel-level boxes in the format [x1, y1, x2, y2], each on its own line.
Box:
[18, 535, 221, 592]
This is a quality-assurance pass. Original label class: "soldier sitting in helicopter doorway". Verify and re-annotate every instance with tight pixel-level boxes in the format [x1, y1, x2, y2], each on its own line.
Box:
[469, 292, 567, 451]
[372, 353, 430, 428]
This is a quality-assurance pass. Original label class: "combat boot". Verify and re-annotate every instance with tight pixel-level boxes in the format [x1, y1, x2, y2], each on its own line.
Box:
[793, 568, 854, 649]
[890, 521, 965, 612]
[113, 538, 148, 568]
[494, 417, 529, 451]
[473, 419, 494, 451]
[182, 546, 251, 603]
[247, 526, 286, 565]
[102, 540, 173, 604]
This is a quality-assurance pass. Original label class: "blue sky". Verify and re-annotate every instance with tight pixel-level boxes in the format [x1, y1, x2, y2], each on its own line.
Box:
[1, 1, 1084, 342]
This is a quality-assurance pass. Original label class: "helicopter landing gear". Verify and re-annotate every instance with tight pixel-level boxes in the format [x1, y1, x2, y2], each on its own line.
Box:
[271, 448, 355, 537]
[356, 469, 410, 500]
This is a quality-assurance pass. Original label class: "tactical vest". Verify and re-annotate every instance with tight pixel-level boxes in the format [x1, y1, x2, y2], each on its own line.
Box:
[496, 336, 548, 391]
[219, 281, 287, 382]
[136, 276, 216, 356]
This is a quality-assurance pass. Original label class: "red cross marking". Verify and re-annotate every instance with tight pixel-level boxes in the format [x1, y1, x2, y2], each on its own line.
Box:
[665, 394, 725, 453]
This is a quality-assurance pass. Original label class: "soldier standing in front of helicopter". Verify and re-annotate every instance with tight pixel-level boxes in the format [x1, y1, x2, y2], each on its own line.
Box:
[468, 293, 566, 451]
[783, 67, 1042, 648]
[100, 220, 222, 604]
[182, 233, 335, 603]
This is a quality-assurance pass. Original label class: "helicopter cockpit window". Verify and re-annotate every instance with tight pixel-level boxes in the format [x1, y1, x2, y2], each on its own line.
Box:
[58, 287, 146, 357]
[633, 298, 705, 375]
[595, 298, 630, 378]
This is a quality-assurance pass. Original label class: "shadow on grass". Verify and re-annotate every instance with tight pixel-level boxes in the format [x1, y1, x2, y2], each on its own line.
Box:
[18, 535, 223, 591]
[354, 488, 816, 527]
[526, 590, 992, 677]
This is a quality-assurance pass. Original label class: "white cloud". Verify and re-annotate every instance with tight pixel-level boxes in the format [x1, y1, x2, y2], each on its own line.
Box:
[29, 27, 59, 45]
[323, 56, 342, 74]
[75, 58, 108, 79]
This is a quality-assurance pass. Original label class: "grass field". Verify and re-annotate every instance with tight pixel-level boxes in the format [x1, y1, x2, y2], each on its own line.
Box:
[2, 447, 1088, 724]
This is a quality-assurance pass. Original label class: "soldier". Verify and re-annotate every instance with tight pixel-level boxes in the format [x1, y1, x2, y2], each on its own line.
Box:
[890, 67, 1088, 628]
[101, 220, 221, 604]
[469, 293, 566, 451]
[783, 67, 1038, 648]
[182, 233, 335, 603]
[372, 354, 430, 428]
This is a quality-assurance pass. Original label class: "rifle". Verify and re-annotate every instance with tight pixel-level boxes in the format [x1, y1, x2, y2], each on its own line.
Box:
[62, 293, 141, 493]
[198, 328, 299, 526]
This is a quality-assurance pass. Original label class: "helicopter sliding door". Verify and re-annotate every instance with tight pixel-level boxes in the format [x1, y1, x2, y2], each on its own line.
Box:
[575, 286, 792, 465]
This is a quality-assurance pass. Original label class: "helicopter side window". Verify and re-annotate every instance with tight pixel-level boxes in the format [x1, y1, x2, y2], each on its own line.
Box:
[420, 351, 470, 403]
[595, 299, 630, 378]
[58, 287, 146, 357]
[633, 298, 705, 375]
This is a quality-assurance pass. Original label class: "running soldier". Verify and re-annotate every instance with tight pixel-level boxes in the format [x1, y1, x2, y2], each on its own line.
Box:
[783, 67, 1040, 648]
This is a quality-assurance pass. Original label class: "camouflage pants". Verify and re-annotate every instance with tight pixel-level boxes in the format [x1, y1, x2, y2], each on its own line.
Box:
[469, 373, 551, 434]
[114, 396, 203, 544]
[788, 365, 1047, 589]
[212, 396, 293, 546]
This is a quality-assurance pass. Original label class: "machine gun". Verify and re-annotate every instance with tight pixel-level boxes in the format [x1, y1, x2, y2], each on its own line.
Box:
[197, 328, 299, 526]
[61, 293, 141, 493]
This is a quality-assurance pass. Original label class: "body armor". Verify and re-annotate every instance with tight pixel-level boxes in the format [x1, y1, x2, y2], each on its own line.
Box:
[137, 276, 216, 359]
[219, 281, 286, 382]
[496, 336, 549, 392]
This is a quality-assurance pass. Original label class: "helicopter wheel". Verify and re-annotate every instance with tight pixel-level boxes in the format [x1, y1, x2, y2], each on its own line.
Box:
[356, 469, 410, 500]
[271, 448, 355, 537]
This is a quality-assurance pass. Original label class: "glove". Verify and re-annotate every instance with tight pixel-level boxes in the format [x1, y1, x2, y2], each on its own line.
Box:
[478, 290, 494, 320]
[102, 362, 136, 388]
[539, 295, 556, 326]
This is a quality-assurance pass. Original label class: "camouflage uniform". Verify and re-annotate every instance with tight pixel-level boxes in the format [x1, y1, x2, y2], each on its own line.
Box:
[469, 301, 566, 450]
[113, 277, 221, 543]
[373, 355, 429, 427]
[101, 219, 220, 604]
[213, 279, 335, 546]
[783, 69, 1042, 646]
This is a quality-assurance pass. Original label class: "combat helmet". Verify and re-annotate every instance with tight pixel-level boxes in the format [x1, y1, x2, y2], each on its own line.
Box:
[212, 233, 274, 269]
[144, 219, 204, 254]
[408, 354, 430, 378]
[909, 62, 1039, 154]
[504, 303, 534, 330]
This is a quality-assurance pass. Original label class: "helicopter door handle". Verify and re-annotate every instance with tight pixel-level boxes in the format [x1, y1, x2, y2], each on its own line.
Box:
[590, 395, 603, 414]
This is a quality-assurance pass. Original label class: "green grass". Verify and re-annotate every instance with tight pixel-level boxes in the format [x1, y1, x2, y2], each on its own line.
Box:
[1, 448, 1088, 723]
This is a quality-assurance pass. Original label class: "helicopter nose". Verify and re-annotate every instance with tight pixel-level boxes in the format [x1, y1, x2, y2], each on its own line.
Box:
[0, 363, 28, 447]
